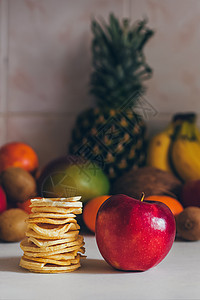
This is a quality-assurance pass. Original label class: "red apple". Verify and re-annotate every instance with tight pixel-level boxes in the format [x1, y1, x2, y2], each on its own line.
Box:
[0, 186, 7, 213]
[95, 194, 176, 271]
[181, 180, 200, 207]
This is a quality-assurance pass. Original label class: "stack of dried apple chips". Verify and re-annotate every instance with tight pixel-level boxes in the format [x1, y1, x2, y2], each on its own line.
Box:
[19, 197, 85, 273]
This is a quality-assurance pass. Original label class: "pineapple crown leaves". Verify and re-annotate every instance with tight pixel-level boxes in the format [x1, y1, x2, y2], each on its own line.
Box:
[90, 13, 154, 109]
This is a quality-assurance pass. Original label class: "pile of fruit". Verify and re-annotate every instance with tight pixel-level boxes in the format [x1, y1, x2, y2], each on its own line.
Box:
[145, 112, 200, 241]
[1, 13, 200, 273]
[0, 142, 38, 242]
[147, 112, 200, 182]
[1, 120, 200, 245]
[0, 141, 111, 242]
[66, 13, 200, 245]
[81, 113, 200, 244]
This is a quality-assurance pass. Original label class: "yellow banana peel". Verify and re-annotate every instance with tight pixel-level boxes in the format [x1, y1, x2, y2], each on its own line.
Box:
[146, 124, 174, 173]
[171, 121, 200, 182]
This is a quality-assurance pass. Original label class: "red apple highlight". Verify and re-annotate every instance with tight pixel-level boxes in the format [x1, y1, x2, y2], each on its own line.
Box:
[0, 186, 7, 213]
[95, 194, 176, 271]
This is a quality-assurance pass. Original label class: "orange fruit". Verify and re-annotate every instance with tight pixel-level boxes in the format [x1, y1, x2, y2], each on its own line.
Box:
[83, 195, 110, 233]
[145, 195, 184, 216]
[17, 199, 32, 214]
[0, 142, 39, 174]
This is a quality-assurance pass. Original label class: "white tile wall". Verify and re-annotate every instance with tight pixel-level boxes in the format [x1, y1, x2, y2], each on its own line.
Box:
[131, 0, 200, 115]
[0, 0, 200, 167]
[0, 0, 8, 114]
[0, 116, 7, 145]
[0, 0, 124, 166]
[6, 113, 76, 166]
[7, 0, 123, 114]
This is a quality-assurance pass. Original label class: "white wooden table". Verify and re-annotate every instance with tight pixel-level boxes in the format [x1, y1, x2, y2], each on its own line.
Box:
[0, 234, 200, 300]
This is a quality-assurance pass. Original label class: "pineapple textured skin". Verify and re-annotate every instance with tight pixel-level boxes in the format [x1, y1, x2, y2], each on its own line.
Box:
[68, 14, 154, 180]
[69, 107, 146, 180]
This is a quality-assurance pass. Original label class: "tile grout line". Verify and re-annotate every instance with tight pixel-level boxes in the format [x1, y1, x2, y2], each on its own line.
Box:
[0, 111, 80, 117]
[0, 0, 9, 143]
[0, 111, 192, 120]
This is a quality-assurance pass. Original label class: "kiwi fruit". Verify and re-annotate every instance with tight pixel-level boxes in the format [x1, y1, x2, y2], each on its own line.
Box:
[0, 208, 28, 242]
[176, 207, 200, 241]
[1, 167, 37, 203]
[112, 166, 183, 199]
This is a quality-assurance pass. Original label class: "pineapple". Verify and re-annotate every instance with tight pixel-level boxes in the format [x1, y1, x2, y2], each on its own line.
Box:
[69, 14, 154, 180]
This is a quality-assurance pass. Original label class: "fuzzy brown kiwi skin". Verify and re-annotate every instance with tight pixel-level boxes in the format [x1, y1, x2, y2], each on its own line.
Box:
[176, 207, 200, 241]
[1, 167, 37, 203]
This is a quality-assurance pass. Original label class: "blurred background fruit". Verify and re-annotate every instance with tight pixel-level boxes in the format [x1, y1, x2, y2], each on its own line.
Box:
[176, 207, 200, 241]
[145, 195, 183, 216]
[181, 180, 200, 208]
[0, 142, 39, 174]
[17, 199, 32, 214]
[38, 155, 82, 188]
[0, 208, 28, 242]
[69, 14, 154, 181]
[170, 115, 200, 182]
[1, 167, 37, 203]
[83, 195, 110, 233]
[146, 113, 200, 180]
[38, 155, 110, 203]
[146, 123, 174, 173]
[112, 166, 182, 200]
[0, 186, 7, 214]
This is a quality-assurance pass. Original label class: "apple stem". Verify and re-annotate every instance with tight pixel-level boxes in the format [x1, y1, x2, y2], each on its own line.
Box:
[140, 192, 145, 202]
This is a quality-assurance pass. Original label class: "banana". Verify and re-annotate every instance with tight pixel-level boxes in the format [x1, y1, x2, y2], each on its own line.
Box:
[171, 139, 200, 181]
[146, 124, 174, 173]
[194, 126, 200, 142]
[171, 121, 200, 182]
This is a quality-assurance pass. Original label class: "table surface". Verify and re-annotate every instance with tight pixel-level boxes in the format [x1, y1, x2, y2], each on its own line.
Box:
[0, 234, 200, 300]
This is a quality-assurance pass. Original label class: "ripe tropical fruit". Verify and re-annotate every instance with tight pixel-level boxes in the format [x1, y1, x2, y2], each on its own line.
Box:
[69, 14, 154, 180]
[83, 195, 110, 232]
[145, 195, 183, 216]
[38, 155, 110, 203]
[147, 113, 199, 174]
[112, 166, 183, 200]
[147, 124, 174, 173]
[0, 142, 39, 174]
[171, 115, 200, 182]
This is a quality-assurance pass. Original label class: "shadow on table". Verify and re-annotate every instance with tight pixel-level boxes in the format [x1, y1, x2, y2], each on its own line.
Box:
[76, 258, 121, 274]
[0, 257, 27, 273]
[0, 257, 141, 274]
[175, 236, 196, 242]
